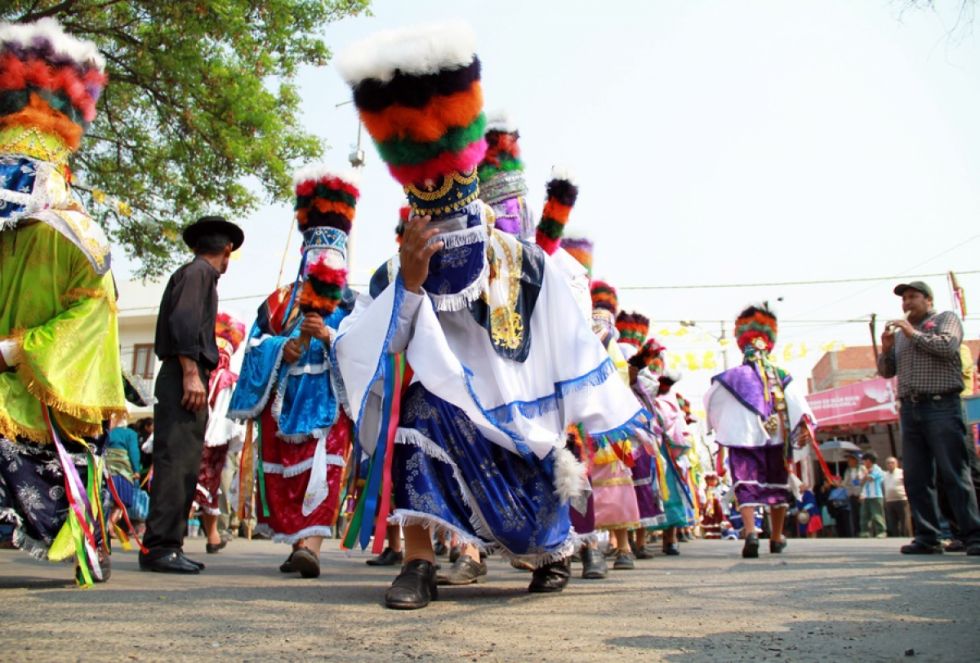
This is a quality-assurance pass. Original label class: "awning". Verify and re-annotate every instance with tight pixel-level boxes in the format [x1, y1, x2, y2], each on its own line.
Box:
[807, 377, 898, 428]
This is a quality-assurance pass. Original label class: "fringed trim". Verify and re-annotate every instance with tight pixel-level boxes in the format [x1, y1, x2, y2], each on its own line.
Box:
[229, 341, 286, 421]
[275, 426, 335, 443]
[393, 428, 577, 567]
[387, 509, 486, 552]
[432, 223, 486, 250]
[262, 454, 345, 478]
[0, 400, 50, 444]
[427, 256, 489, 312]
[486, 357, 616, 426]
[15, 361, 124, 435]
[255, 523, 334, 545]
[589, 408, 650, 448]
[286, 362, 329, 376]
[570, 530, 599, 548]
[596, 521, 641, 531]
[3, 509, 61, 562]
[637, 515, 667, 528]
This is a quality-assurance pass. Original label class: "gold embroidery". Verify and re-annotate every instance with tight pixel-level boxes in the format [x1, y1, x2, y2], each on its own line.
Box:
[0, 126, 71, 165]
[488, 235, 524, 350]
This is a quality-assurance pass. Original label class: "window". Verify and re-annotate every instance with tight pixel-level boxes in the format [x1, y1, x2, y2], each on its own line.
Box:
[133, 344, 155, 379]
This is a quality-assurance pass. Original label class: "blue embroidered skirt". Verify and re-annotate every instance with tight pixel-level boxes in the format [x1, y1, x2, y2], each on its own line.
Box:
[392, 383, 573, 564]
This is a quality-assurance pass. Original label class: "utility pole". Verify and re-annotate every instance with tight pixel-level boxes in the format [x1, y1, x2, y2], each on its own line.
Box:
[869, 313, 879, 361]
[719, 320, 729, 370]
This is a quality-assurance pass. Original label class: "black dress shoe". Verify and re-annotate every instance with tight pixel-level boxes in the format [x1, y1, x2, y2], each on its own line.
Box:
[280, 550, 297, 573]
[613, 551, 635, 570]
[769, 538, 787, 554]
[581, 546, 608, 580]
[180, 552, 205, 570]
[742, 533, 760, 559]
[385, 559, 438, 610]
[433, 541, 448, 557]
[437, 554, 487, 585]
[662, 543, 680, 556]
[966, 543, 980, 556]
[944, 539, 966, 553]
[366, 547, 404, 567]
[291, 548, 320, 578]
[900, 541, 944, 555]
[528, 558, 571, 593]
[206, 539, 227, 554]
[635, 546, 655, 560]
[139, 551, 200, 574]
[448, 545, 461, 563]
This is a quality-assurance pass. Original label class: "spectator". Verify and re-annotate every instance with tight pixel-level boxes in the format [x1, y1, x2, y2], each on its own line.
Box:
[843, 454, 865, 537]
[882, 457, 909, 538]
[822, 479, 852, 538]
[105, 416, 141, 532]
[859, 452, 886, 538]
[796, 483, 823, 538]
[877, 280, 980, 555]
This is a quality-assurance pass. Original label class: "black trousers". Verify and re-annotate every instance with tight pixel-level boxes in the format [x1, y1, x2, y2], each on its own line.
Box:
[848, 496, 862, 537]
[900, 394, 980, 547]
[143, 358, 208, 556]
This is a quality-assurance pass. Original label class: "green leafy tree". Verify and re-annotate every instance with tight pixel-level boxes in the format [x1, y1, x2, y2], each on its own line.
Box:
[3, 1, 369, 277]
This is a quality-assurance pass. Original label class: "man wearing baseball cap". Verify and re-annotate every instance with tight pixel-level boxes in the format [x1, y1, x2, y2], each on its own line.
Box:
[877, 280, 980, 555]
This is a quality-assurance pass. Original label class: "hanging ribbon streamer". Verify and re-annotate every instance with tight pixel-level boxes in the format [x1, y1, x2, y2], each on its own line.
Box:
[255, 425, 270, 518]
[357, 354, 399, 551]
[803, 417, 838, 482]
[371, 354, 406, 554]
[43, 407, 102, 586]
[238, 420, 256, 521]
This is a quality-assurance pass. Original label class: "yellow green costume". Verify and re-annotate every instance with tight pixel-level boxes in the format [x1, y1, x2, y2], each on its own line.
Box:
[0, 19, 123, 579]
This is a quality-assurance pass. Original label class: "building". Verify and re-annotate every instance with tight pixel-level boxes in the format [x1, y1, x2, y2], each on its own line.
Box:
[117, 279, 166, 419]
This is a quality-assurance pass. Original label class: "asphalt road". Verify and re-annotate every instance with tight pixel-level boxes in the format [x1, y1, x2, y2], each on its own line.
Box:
[1, 537, 978, 662]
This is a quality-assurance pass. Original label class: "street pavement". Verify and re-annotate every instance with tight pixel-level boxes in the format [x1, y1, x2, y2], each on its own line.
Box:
[1, 537, 978, 662]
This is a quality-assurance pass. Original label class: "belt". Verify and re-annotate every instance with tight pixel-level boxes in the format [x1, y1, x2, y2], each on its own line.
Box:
[901, 391, 960, 404]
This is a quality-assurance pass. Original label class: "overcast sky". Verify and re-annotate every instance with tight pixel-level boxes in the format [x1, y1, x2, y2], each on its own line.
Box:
[116, 0, 980, 404]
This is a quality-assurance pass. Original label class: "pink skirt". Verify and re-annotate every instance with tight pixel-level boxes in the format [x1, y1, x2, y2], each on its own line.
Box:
[592, 460, 641, 530]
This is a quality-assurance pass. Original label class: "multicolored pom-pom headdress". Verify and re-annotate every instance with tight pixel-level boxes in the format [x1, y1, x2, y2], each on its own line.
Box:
[628, 337, 667, 373]
[292, 164, 359, 318]
[0, 18, 107, 163]
[478, 110, 532, 238]
[561, 237, 594, 277]
[616, 311, 650, 351]
[536, 167, 579, 256]
[734, 304, 778, 355]
[590, 280, 618, 315]
[215, 311, 247, 358]
[336, 22, 486, 219]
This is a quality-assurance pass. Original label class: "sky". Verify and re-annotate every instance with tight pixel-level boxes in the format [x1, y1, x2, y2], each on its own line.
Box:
[116, 0, 980, 405]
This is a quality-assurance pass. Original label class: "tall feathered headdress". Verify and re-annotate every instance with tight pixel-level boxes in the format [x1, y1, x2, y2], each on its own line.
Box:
[616, 311, 650, 351]
[535, 167, 579, 256]
[734, 304, 778, 354]
[561, 237, 594, 277]
[590, 280, 618, 315]
[336, 22, 486, 218]
[0, 18, 108, 160]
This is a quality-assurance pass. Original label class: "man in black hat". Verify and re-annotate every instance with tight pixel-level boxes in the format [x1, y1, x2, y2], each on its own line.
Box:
[140, 216, 244, 574]
[877, 280, 980, 556]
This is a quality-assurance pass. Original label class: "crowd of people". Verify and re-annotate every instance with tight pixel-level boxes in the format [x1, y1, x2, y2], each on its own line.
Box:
[2, 18, 978, 607]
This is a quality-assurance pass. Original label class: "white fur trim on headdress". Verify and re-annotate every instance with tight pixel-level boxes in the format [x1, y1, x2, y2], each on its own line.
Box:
[548, 165, 577, 186]
[335, 20, 476, 85]
[292, 163, 361, 189]
[0, 18, 105, 71]
[485, 110, 517, 133]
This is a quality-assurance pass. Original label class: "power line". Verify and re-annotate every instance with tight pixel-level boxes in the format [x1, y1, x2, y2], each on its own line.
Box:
[616, 270, 979, 291]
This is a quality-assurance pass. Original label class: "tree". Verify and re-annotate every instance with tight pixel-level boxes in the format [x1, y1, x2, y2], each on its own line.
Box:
[3, 1, 369, 278]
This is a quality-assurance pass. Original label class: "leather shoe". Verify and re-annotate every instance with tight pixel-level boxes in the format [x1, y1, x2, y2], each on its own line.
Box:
[769, 538, 787, 554]
[581, 546, 608, 580]
[944, 539, 966, 553]
[437, 554, 487, 585]
[662, 543, 680, 556]
[900, 541, 943, 555]
[290, 547, 320, 578]
[139, 551, 200, 574]
[280, 550, 297, 573]
[528, 558, 571, 593]
[449, 545, 461, 563]
[180, 552, 205, 570]
[613, 551, 635, 570]
[366, 547, 404, 567]
[966, 543, 980, 556]
[635, 546, 655, 560]
[742, 533, 760, 559]
[433, 540, 448, 557]
[206, 539, 227, 554]
[385, 559, 438, 610]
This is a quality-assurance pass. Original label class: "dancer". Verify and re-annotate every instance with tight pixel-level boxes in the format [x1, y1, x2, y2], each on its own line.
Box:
[229, 165, 357, 579]
[704, 305, 815, 558]
[193, 312, 247, 554]
[334, 22, 646, 608]
[0, 19, 124, 585]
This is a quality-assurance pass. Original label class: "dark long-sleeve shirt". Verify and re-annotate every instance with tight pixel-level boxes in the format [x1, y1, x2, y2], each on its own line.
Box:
[154, 256, 220, 370]
[877, 309, 963, 398]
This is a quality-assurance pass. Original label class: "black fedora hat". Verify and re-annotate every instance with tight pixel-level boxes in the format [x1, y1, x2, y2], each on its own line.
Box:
[182, 215, 244, 251]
